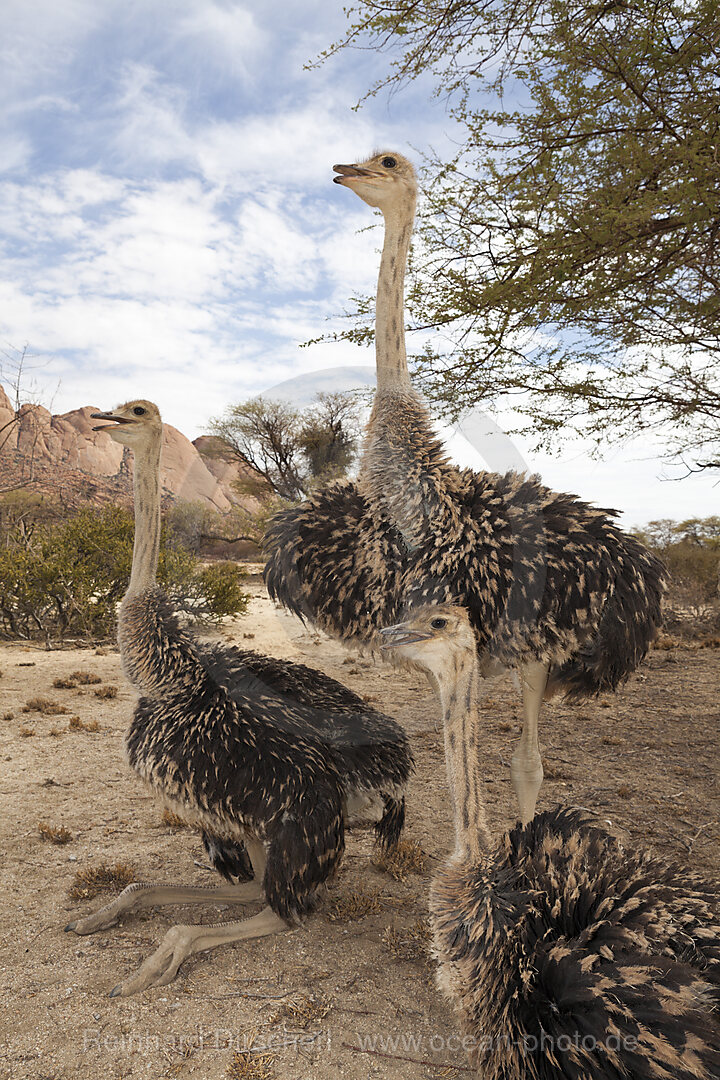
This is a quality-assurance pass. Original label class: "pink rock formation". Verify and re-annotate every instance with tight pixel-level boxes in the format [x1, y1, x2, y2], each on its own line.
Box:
[0, 386, 251, 513]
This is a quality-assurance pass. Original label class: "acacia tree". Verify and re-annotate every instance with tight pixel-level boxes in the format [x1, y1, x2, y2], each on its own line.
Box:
[208, 392, 361, 501]
[319, 0, 720, 467]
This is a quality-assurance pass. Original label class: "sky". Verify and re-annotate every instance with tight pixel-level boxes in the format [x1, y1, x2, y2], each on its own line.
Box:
[0, 0, 716, 528]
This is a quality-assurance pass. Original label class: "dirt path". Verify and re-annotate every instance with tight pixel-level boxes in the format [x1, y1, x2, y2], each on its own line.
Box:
[1, 580, 718, 1080]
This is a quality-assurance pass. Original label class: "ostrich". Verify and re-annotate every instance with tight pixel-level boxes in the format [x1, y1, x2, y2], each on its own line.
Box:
[265, 151, 667, 824]
[65, 399, 413, 997]
[381, 604, 720, 1080]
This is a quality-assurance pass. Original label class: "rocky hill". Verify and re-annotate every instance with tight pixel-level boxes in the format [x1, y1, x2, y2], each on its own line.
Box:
[0, 386, 256, 514]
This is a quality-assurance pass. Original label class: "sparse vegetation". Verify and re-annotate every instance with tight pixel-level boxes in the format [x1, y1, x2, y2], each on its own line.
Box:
[68, 861, 135, 901]
[382, 919, 433, 967]
[326, 887, 384, 922]
[22, 697, 69, 715]
[270, 993, 331, 1027]
[0, 504, 249, 643]
[38, 821, 72, 844]
[69, 671, 102, 685]
[373, 839, 429, 881]
[93, 685, 117, 699]
[68, 716, 100, 732]
[161, 809, 189, 829]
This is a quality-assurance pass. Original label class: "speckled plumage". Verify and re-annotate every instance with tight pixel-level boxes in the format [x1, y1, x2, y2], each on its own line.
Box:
[265, 394, 667, 699]
[120, 589, 413, 919]
[431, 807, 720, 1080]
[266, 154, 667, 701]
[384, 606, 720, 1080]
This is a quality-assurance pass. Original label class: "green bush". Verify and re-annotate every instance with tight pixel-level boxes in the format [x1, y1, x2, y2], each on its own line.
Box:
[0, 505, 249, 643]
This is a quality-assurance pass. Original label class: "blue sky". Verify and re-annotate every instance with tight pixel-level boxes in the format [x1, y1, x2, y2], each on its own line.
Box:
[1, 0, 716, 526]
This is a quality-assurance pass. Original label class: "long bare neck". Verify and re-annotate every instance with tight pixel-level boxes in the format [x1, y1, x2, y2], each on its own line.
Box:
[433, 653, 491, 861]
[375, 197, 415, 392]
[126, 436, 162, 597]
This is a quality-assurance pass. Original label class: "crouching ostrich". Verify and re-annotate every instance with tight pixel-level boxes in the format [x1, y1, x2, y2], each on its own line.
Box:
[382, 605, 720, 1080]
[265, 151, 668, 824]
[65, 399, 412, 997]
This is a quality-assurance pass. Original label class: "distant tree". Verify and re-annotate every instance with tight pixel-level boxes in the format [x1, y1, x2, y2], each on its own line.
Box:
[633, 516, 719, 608]
[299, 392, 361, 484]
[208, 392, 361, 500]
[319, 0, 720, 468]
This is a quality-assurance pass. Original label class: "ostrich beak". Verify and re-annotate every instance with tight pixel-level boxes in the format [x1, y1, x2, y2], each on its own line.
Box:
[380, 622, 432, 649]
[90, 411, 133, 433]
[332, 163, 378, 186]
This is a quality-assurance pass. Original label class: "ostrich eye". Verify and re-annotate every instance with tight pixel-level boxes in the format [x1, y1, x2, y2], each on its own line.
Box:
[133, 406, 146, 416]
[430, 617, 447, 630]
[381, 156, 397, 169]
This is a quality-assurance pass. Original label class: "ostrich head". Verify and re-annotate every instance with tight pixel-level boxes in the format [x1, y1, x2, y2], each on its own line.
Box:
[333, 150, 416, 211]
[380, 604, 475, 679]
[90, 400, 162, 448]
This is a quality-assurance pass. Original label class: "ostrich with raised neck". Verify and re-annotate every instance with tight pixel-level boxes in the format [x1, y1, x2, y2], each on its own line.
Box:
[382, 604, 720, 1080]
[265, 152, 667, 826]
[65, 399, 413, 997]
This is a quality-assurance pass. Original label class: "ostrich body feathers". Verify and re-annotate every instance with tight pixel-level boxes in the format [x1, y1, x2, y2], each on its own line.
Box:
[265, 395, 667, 699]
[431, 807, 720, 1079]
[120, 590, 412, 919]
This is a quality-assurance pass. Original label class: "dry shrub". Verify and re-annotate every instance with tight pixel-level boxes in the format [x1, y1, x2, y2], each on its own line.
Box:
[271, 993, 331, 1027]
[19, 727, 35, 737]
[226, 1031, 275, 1080]
[53, 677, 78, 689]
[161, 809, 189, 829]
[326, 887, 383, 922]
[373, 839, 429, 881]
[543, 761, 570, 780]
[1, 712, 13, 721]
[94, 685, 118, 699]
[618, 784, 632, 799]
[382, 919, 433, 967]
[22, 697, 69, 715]
[70, 671, 102, 685]
[68, 716, 100, 732]
[38, 821, 72, 844]
[69, 862, 136, 901]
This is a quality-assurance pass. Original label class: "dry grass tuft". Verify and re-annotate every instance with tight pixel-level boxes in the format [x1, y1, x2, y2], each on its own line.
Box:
[226, 1031, 275, 1080]
[38, 821, 73, 844]
[382, 919, 433, 967]
[161, 809, 189, 829]
[68, 716, 100, 732]
[543, 761, 570, 780]
[618, 783, 632, 799]
[69, 670, 102, 685]
[94, 647, 108, 656]
[48, 727, 64, 737]
[69, 861, 136, 901]
[22, 697, 69, 715]
[373, 839, 429, 881]
[271, 992, 331, 1028]
[19, 727, 36, 737]
[53, 677, 78, 689]
[2, 711, 13, 721]
[94, 685, 118, 699]
[326, 887, 383, 922]
[653, 635, 678, 651]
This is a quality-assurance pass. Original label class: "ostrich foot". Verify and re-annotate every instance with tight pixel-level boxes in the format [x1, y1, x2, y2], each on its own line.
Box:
[108, 907, 288, 997]
[65, 880, 265, 935]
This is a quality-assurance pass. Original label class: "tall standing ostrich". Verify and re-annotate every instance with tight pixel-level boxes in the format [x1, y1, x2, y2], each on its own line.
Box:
[65, 399, 413, 997]
[265, 151, 667, 824]
[381, 604, 720, 1080]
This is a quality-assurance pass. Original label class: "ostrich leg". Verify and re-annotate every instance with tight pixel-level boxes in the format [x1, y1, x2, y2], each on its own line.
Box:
[511, 661, 548, 824]
[66, 839, 266, 935]
[106, 841, 289, 997]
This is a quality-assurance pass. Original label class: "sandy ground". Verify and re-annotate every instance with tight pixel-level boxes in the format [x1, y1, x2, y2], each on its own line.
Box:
[0, 576, 718, 1080]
